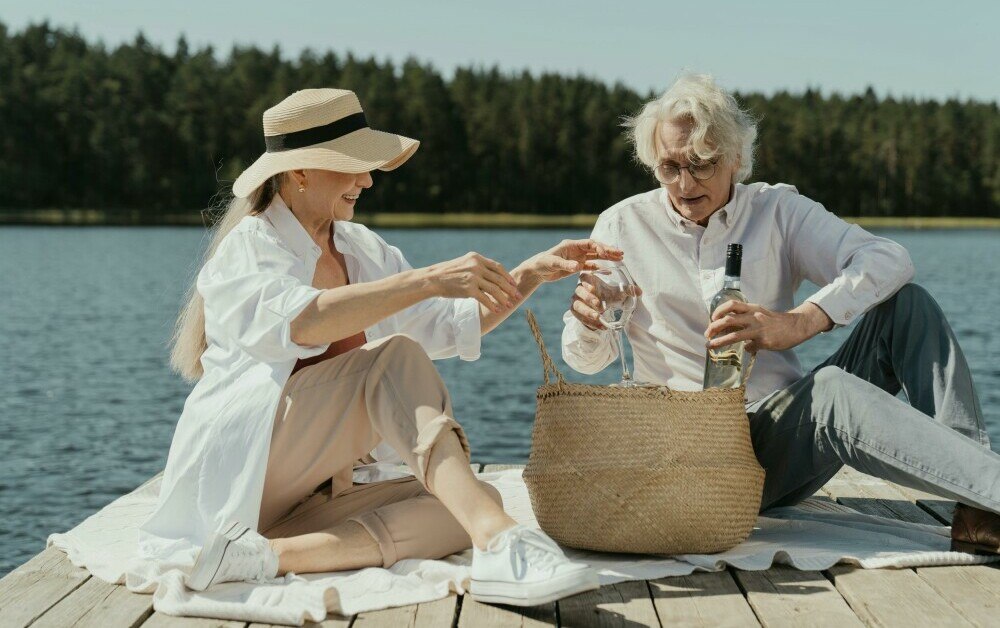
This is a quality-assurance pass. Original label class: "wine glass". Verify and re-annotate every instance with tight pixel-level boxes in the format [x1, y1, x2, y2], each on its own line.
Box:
[582, 261, 640, 387]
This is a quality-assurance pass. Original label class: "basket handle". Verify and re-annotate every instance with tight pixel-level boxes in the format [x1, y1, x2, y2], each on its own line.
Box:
[742, 351, 756, 387]
[525, 310, 566, 386]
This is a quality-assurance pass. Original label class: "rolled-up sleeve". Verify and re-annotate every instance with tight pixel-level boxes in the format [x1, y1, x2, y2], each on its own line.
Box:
[786, 196, 915, 327]
[561, 310, 616, 374]
[198, 230, 330, 363]
[380, 240, 482, 361]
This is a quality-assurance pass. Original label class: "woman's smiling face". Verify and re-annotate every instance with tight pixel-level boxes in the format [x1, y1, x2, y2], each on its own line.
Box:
[655, 117, 738, 226]
[298, 169, 374, 222]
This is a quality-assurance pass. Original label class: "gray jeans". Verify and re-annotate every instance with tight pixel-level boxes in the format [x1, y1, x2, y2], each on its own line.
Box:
[748, 284, 999, 514]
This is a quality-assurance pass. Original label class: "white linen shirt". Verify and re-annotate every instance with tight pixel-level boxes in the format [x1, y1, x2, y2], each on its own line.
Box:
[138, 196, 481, 562]
[562, 182, 915, 404]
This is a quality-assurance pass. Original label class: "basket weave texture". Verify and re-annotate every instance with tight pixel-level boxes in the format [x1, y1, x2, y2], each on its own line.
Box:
[522, 311, 765, 555]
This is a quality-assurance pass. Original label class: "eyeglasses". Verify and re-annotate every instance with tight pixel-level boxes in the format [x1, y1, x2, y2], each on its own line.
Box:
[653, 159, 719, 184]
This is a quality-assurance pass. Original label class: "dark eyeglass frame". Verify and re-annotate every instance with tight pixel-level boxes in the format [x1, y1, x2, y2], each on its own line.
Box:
[653, 158, 719, 184]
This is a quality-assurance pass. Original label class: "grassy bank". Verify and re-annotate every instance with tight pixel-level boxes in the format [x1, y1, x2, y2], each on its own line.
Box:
[1, 210, 999, 230]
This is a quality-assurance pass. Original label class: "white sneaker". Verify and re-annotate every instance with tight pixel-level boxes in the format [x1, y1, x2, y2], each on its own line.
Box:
[185, 521, 280, 591]
[470, 525, 598, 606]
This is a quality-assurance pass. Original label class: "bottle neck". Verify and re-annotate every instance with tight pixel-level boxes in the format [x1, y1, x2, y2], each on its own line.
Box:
[723, 274, 741, 290]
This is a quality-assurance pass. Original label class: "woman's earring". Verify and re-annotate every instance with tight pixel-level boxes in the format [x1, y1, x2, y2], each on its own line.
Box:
[298, 185, 306, 193]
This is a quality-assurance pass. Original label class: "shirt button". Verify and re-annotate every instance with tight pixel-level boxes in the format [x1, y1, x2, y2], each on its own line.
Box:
[844, 310, 853, 320]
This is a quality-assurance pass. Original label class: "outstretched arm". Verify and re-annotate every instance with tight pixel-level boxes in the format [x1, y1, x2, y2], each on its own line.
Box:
[478, 239, 623, 335]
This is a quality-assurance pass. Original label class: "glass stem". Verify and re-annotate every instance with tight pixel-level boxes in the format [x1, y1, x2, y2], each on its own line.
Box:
[612, 330, 632, 384]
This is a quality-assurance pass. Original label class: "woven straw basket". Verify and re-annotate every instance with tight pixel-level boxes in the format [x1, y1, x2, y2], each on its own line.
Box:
[522, 311, 765, 555]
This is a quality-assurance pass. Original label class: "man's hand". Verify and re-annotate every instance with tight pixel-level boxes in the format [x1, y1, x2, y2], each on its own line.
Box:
[570, 271, 643, 331]
[705, 301, 833, 353]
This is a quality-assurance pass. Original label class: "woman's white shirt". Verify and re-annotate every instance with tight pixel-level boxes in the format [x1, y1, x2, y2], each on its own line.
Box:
[138, 196, 480, 561]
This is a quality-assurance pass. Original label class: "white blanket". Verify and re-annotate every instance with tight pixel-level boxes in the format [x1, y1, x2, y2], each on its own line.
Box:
[48, 469, 999, 626]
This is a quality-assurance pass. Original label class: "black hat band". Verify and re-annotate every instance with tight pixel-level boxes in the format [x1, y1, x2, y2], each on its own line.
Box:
[264, 112, 368, 153]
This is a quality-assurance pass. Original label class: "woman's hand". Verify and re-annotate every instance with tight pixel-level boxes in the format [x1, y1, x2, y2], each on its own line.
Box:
[524, 239, 624, 283]
[705, 301, 833, 353]
[422, 252, 522, 313]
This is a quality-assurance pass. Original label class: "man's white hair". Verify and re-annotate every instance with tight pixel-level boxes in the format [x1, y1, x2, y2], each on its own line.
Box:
[625, 73, 757, 183]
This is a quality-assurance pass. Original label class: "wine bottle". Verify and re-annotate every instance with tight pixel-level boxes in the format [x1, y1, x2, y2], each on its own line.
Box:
[703, 243, 748, 389]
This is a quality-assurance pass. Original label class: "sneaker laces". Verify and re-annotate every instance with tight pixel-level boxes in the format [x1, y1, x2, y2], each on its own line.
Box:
[488, 526, 566, 577]
[219, 531, 274, 583]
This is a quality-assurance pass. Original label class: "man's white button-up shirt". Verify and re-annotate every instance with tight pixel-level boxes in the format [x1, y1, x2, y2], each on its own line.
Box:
[561, 182, 914, 403]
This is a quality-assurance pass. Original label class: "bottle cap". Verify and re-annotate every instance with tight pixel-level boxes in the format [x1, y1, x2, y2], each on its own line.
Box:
[725, 243, 742, 277]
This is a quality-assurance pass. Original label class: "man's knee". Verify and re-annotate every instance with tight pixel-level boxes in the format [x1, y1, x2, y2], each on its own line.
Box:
[814, 365, 850, 389]
[812, 366, 863, 426]
[885, 283, 941, 317]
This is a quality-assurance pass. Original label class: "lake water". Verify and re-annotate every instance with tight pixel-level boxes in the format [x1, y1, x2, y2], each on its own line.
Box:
[1, 226, 998, 575]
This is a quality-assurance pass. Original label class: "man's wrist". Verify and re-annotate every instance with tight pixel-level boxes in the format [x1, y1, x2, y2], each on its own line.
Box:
[794, 302, 833, 338]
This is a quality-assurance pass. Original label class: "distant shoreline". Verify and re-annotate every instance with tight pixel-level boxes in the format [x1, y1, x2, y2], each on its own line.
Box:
[1, 210, 998, 230]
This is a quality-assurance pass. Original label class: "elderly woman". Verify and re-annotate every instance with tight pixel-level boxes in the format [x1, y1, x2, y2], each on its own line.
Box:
[142, 88, 615, 606]
[564, 74, 1000, 555]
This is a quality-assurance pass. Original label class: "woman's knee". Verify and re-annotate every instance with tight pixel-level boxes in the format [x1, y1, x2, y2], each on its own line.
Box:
[377, 334, 424, 357]
[368, 334, 434, 376]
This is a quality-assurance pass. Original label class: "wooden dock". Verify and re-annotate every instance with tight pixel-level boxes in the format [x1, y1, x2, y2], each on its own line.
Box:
[2, 464, 998, 627]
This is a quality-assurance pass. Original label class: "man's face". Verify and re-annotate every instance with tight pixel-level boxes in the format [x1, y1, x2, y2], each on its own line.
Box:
[654, 118, 738, 226]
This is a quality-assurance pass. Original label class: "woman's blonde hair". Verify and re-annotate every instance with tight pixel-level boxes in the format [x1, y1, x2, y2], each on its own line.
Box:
[625, 73, 757, 183]
[169, 174, 285, 381]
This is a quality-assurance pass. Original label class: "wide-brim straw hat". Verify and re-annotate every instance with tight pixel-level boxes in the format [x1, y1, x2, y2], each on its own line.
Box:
[232, 88, 419, 198]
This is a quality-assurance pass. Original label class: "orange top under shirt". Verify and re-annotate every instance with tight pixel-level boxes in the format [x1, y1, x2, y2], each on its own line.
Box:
[290, 244, 368, 377]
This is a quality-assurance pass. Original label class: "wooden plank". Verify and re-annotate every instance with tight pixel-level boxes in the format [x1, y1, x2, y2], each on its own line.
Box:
[352, 593, 456, 627]
[821, 467, 937, 524]
[557, 580, 660, 627]
[457, 596, 556, 627]
[828, 565, 973, 627]
[892, 484, 956, 524]
[648, 570, 760, 627]
[141, 612, 245, 627]
[841, 473, 1000, 627]
[0, 546, 90, 627]
[353, 604, 418, 627]
[916, 565, 1000, 627]
[33, 578, 153, 628]
[247, 610, 351, 627]
[822, 468, 978, 627]
[733, 566, 861, 627]
[413, 594, 459, 627]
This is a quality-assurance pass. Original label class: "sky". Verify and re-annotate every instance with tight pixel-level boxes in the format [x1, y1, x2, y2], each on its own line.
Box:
[2, 0, 998, 101]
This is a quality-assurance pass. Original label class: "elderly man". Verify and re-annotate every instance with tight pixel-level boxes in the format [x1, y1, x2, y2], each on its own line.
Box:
[562, 74, 1000, 555]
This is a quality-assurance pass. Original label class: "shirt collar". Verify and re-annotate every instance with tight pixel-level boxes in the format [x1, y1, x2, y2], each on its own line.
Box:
[263, 195, 323, 260]
[657, 185, 738, 231]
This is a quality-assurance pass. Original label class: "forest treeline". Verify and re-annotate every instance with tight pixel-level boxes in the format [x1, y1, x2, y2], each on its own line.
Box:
[1, 21, 998, 218]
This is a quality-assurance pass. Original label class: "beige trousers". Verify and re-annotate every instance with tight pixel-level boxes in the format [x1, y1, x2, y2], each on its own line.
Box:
[258, 334, 475, 566]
